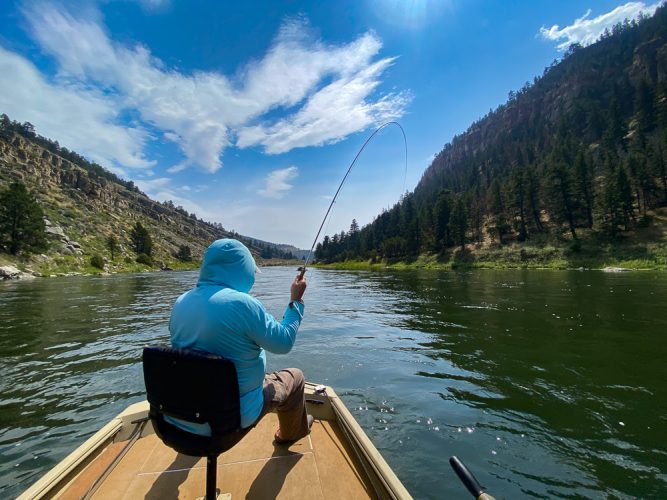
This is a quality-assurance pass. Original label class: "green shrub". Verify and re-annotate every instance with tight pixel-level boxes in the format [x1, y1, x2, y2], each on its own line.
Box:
[569, 239, 582, 254]
[136, 253, 153, 266]
[90, 254, 105, 269]
[175, 244, 192, 262]
[638, 215, 652, 228]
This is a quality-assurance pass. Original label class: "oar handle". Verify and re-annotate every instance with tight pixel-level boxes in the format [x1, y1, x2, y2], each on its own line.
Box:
[449, 456, 495, 500]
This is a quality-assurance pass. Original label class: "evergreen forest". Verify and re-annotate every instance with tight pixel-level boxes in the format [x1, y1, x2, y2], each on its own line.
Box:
[316, 8, 667, 267]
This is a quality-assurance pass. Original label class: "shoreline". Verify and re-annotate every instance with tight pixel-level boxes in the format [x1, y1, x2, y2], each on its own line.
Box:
[0, 257, 304, 281]
[3, 251, 665, 280]
[313, 257, 667, 272]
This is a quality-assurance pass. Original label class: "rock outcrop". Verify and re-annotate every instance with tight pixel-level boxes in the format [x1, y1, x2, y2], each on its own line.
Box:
[0, 265, 36, 280]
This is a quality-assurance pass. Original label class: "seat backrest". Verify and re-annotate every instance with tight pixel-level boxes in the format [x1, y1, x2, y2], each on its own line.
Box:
[142, 346, 241, 435]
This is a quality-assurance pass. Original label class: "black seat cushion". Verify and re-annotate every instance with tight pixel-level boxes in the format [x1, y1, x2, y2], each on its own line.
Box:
[143, 346, 251, 457]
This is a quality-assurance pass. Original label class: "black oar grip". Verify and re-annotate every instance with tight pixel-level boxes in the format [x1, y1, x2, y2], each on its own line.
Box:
[449, 456, 484, 498]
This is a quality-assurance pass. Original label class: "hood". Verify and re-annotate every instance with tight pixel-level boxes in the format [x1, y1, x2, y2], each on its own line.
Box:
[197, 239, 256, 293]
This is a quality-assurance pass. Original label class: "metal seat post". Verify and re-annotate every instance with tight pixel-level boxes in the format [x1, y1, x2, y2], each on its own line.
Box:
[206, 455, 217, 500]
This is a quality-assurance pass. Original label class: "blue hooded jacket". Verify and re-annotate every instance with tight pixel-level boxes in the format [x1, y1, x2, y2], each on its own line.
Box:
[168, 239, 305, 433]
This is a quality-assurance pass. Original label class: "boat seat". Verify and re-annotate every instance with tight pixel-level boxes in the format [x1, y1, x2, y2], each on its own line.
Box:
[142, 346, 252, 500]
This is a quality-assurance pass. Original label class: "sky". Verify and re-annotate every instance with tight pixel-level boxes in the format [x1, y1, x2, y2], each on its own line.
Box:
[0, 0, 663, 249]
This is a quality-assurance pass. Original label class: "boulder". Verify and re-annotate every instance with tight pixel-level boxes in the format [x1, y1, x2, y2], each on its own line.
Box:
[602, 266, 631, 273]
[45, 225, 67, 241]
[0, 265, 36, 280]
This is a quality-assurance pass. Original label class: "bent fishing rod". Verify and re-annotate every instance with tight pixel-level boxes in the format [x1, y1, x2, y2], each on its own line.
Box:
[298, 121, 408, 279]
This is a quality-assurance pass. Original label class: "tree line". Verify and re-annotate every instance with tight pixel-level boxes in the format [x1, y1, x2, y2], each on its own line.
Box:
[316, 7, 667, 263]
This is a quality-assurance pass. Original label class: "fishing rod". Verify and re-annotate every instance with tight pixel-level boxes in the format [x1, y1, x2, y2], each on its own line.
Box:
[298, 121, 408, 279]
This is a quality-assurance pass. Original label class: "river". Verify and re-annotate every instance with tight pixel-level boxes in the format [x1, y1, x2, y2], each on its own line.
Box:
[1, 267, 666, 498]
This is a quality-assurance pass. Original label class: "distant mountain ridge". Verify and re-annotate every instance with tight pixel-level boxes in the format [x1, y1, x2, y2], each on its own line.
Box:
[0, 118, 297, 273]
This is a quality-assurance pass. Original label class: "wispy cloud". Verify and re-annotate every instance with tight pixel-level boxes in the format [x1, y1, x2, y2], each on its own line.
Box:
[0, 45, 153, 172]
[258, 166, 299, 199]
[18, 4, 408, 172]
[133, 177, 171, 191]
[540, 1, 663, 50]
[134, 176, 215, 220]
[237, 58, 410, 154]
[136, 0, 170, 10]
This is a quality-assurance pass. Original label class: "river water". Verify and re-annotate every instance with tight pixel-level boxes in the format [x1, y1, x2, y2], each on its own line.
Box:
[1, 268, 666, 498]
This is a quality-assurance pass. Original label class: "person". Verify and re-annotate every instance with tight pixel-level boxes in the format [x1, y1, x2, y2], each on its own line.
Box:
[168, 238, 310, 443]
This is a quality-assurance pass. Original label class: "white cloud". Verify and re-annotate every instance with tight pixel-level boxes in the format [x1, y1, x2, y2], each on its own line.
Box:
[258, 166, 299, 199]
[0, 45, 153, 171]
[21, 4, 408, 172]
[540, 2, 663, 50]
[237, 59, 411, 154]
[134, 177, 171, 191]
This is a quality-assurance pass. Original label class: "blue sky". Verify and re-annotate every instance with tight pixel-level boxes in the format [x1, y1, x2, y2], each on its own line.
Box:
[0, 0, 662, 248]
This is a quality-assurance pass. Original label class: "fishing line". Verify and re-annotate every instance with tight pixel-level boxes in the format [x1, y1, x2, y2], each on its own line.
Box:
[299, 121, 408, 279]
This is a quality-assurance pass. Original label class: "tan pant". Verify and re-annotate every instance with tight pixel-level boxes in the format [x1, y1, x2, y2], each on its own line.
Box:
[262, 368, 309, 441]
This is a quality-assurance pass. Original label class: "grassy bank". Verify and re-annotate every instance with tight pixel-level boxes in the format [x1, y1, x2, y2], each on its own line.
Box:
[0, 253, 304, 279]
[317, 208, 667, 271]
[315, 238, 667, 271]
[0, 253, 201, 277]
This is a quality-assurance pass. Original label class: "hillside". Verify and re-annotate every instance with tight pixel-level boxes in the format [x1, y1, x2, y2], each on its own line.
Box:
[316, 7, 667, 270]
[0, 121, 299, 276]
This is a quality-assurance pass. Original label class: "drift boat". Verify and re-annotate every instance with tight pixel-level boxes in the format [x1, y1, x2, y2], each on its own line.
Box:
[18, 382, 412, 500]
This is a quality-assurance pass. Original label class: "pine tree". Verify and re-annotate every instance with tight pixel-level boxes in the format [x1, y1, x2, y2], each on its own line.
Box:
[130, 221, 153, 256]
[545, 159, 578, 239]
[602, 98, 625, 152]
[418, 206, 436, 252]
[432, 190, 452, 250]
[524, 165, 544, 233]
[599, 161, 622, 238]
[625, 153, 649, 215]
[635, 79, 655, 133]
[657, 139, 667, 201]
[508, 168, 528, 240]
[176, 244, 192, 262]
[449, 196, 467, 250]
[466, 191, 485, 243]
[656, 80, 667, 128]
[0, 182, 48, 255]
[488, 179, 509, 244]
[574, 151, 594, 228]
[107, 235, 119, 260]
[617, 165, 635, 229]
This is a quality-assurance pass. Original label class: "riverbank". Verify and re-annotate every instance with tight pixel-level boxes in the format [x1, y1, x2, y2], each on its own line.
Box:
[315, 238, 667, 271]
[0, 253, 303, 280]
[317, 207, 667, 271]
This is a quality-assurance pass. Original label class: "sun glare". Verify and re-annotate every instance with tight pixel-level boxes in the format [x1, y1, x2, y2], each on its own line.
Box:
[372, 0, 451, 29]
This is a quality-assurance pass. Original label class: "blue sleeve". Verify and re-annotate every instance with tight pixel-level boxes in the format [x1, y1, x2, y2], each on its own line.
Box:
[245, 298, 305, 354]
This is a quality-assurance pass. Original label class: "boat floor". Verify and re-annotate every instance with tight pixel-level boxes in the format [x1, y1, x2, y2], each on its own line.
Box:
[54, 412, 379, 499]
